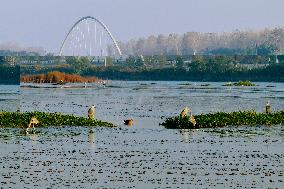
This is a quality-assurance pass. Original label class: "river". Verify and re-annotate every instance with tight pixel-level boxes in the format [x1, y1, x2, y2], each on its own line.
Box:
[0, 81, 283, 188]
[0, 85, 19, 112]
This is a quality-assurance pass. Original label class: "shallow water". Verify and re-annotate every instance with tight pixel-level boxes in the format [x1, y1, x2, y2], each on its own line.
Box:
[0, 85, 20, 112]
[1, 81, 283, 188]
[21, 81, 284, 128]
[1, 126, 283, 188]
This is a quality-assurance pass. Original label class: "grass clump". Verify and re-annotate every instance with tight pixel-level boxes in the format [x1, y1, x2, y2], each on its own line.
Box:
[21, 71, 101, 84]
[161, 111, 284, 129]
[224, 81, 256, 86]
[0, 112, 115, 128]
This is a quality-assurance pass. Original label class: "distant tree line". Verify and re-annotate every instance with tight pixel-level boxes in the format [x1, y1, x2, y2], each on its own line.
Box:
[0, 42, 44, 56]
[0, 66, 20, 84]
[118, 27, 284, 56]
[0, 57, 19, 84]
[0, 50, 41, 56]
[19, 55, 284, 82]
[81, 58, 284, 82]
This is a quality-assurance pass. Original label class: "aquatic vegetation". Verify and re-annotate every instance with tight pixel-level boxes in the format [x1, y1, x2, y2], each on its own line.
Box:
[223, 81, 256, 86]
[0, 112, 115, 128]
[178, 83, 192, 86]
[200, 83, 210, 86]
[161, 111, 284, 129]
[21, 71, 101, 83]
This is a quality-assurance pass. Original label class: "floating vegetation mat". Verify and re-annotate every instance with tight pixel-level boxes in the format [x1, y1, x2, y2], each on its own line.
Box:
[162, 111, 284, 129]
[0, 112, 115, 128]
[223, 81, 256, 86]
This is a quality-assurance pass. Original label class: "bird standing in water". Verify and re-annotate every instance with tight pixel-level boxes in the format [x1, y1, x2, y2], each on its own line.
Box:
[189, 114, 196, 127]
[180, 107, 190, 118]
[26, 117, 39, 133]
[265, 101, 272, 114]
[88, 105, 96, 120]
[180, 107, 196, 127]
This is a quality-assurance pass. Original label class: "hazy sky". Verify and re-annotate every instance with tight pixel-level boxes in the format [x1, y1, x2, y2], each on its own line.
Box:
[0, 0, 283, 53]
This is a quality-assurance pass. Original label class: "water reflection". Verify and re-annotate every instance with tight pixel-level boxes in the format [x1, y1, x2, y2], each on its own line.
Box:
[88, 129, 96, 148]
[179, 129, 195, 143]
[27, 131, 39, 143]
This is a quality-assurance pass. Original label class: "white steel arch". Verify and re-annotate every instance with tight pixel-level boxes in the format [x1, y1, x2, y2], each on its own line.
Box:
[59, 16, 122, 56]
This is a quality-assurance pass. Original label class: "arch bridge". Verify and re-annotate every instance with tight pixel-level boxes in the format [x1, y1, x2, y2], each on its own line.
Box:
[59, 16, 122, 57]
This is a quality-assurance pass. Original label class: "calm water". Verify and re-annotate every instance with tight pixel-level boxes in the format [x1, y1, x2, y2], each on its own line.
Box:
[21, 81, 284, 128]
[1, 81, 284, 188]
[0, 85, 20, 112]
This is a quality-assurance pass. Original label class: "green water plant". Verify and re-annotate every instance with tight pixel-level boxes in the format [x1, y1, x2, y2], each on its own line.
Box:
[0, 112, 115, 128]
[223, 81, 256, 86]
[161, 111, 284, 129]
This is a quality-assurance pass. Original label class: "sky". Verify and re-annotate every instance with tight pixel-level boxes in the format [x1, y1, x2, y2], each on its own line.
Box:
[0, 0, 283, 53]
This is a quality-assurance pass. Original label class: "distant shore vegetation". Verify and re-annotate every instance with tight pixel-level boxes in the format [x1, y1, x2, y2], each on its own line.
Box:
[3, 27, 284, 56]
[223, 81, 256, 86]
[0, 57, 20, 84]
[119, 27, 284, 56]
[20, 55, 284, 82]
[21, 71, 101, 84]
[2, 54, 284, 82]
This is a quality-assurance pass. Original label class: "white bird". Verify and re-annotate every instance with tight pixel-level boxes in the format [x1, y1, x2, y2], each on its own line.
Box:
[265, 101, 272, 114]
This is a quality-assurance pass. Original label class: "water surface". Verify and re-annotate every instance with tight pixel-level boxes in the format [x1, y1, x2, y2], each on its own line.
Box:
[1, 81, 283, 188]
[0, 85, 20, 112]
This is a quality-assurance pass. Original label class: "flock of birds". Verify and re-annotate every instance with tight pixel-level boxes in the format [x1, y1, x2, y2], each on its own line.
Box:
[26, 105, 195, 133]
[88, 105, 194, 127]
[92, 105, 196, 127]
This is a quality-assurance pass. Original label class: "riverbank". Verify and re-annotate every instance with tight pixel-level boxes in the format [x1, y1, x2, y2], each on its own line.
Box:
[0, 112, 115, 128]
[80, 62, 284, 82]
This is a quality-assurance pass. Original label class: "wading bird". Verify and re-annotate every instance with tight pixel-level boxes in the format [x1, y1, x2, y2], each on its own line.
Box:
[265, 101, 272, 114]
[88, 105, 96, 120]
[180, 107, 196, 127]
[26, 117, 39, 133]
[180, 107, 190, 118]
[189, 114, 196, 127]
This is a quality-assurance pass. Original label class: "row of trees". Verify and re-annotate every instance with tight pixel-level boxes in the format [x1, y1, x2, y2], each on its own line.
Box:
[81, 61, 284, 82]
[0, 42, 44, 56]
[18, 55, 284, 82]
[0, 27, 283, 57]
[118, 27, 284, 56]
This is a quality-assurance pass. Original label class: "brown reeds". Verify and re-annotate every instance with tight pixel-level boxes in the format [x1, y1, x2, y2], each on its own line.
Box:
[21, 71, 101, 83]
